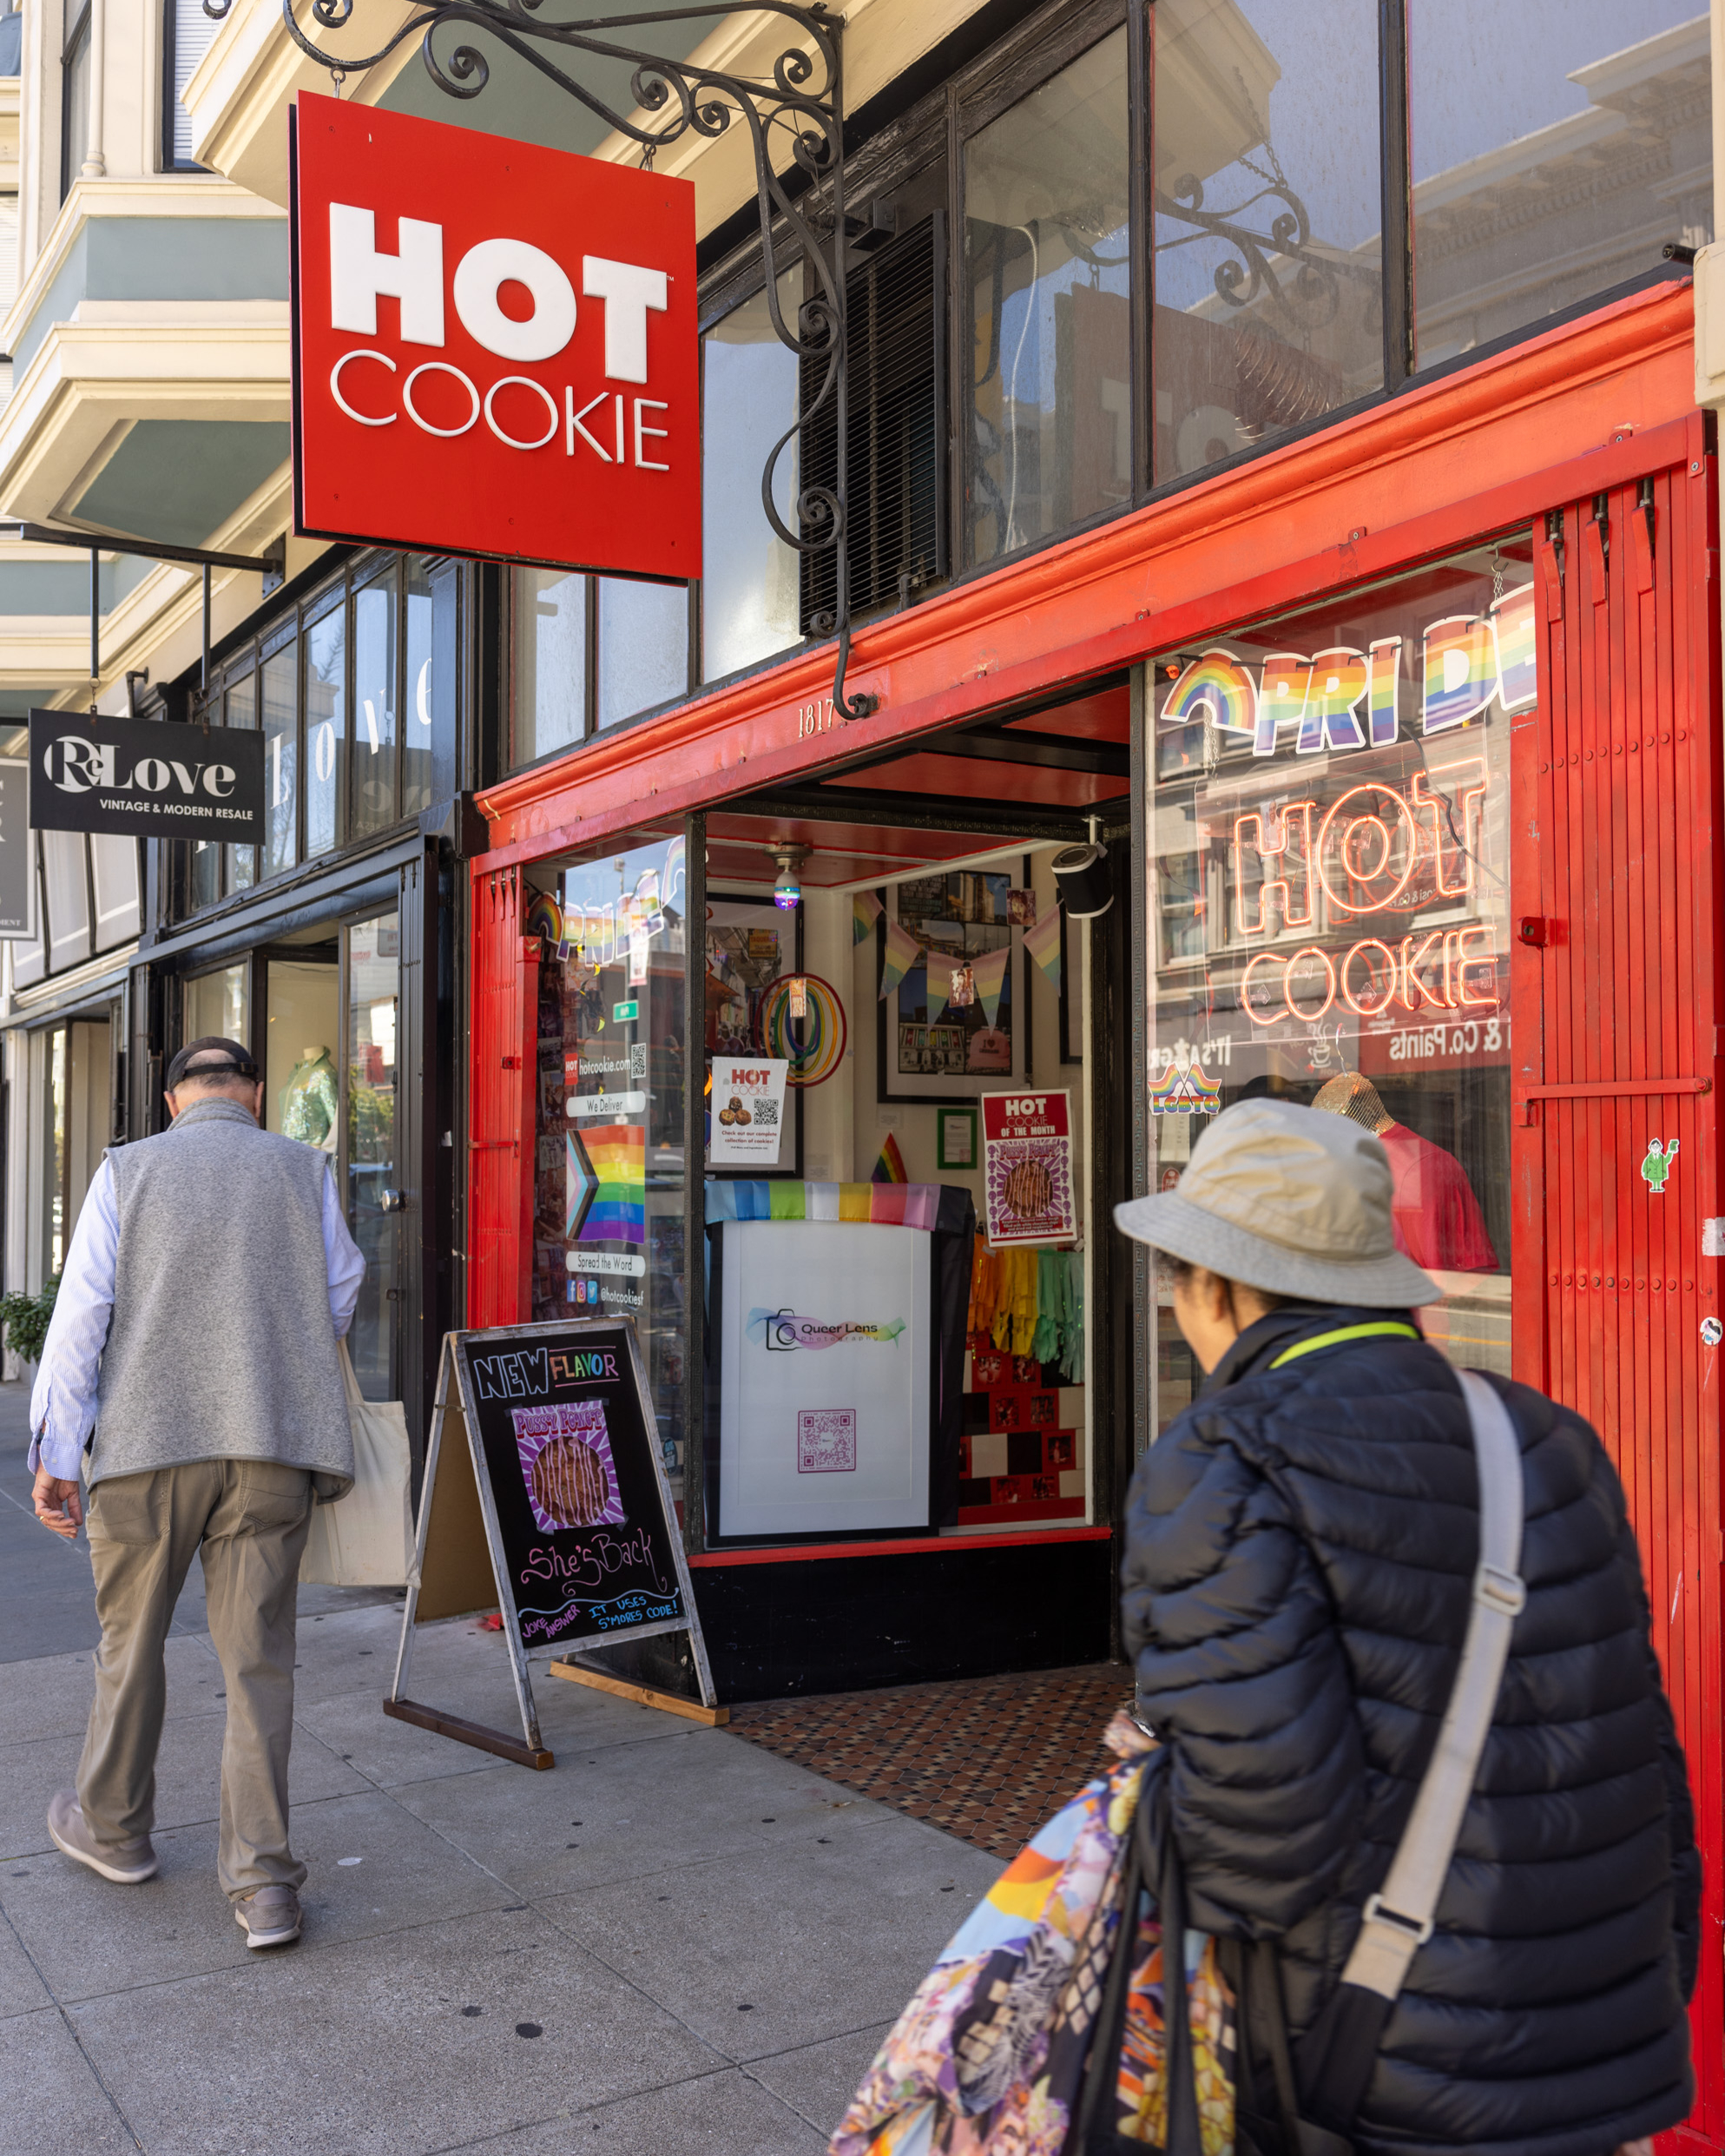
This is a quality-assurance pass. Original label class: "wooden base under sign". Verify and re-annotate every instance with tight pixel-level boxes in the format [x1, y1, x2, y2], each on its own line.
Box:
[548, 1658, 728, 1726]
[384, 1697, 555, 1770]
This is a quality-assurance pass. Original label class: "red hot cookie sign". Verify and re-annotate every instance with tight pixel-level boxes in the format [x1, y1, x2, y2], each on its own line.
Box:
[291, 92, 699, 579]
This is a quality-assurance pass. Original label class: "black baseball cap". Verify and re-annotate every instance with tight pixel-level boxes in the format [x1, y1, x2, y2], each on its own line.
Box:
[165, 1036, 260, 1089]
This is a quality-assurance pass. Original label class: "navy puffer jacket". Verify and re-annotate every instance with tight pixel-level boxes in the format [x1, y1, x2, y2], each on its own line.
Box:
[1121, 1304, 1698, 2156]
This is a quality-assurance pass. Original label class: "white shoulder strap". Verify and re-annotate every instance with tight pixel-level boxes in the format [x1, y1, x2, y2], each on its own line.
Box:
[1340, 1368, 1525, 2001]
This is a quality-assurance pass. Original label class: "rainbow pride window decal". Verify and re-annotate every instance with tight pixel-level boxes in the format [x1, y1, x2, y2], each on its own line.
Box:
[568, 1122, 646, 1247]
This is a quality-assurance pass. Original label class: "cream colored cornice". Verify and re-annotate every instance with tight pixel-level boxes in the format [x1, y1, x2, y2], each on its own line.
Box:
[186, 0, 425, 208]
[0, 311, 290, 531]
[188, 0, 991, 234]
[2, 177, 285, 359]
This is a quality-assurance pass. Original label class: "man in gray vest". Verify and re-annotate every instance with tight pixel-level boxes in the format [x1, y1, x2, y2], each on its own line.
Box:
[28, 1037, 364, 1950]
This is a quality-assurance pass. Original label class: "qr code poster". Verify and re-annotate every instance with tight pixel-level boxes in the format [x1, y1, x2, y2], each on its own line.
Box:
[709, 1057, 790, 1168]
[982, 1091, 1077, 1247]
[797, 1408, 857, 1474]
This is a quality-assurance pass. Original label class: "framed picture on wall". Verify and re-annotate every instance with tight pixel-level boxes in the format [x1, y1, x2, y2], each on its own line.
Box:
[936, 1104, 978, 1171]
[1060, 907, 1083, 1065]
[877, 863, 1029, 1105]
[704, 892, 803, 1177]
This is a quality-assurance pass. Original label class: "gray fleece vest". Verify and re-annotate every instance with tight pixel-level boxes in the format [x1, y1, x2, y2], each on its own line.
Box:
[90, 1098, 354, 1487]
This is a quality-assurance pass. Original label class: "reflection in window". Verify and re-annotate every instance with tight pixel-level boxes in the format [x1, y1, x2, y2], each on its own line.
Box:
[403, 559, 436, 818]
[306, 604, 342, 857]
[511, 567, 586, 768]
[539, 836, 688, 1484]
[966, 28, 1130, 563]
[261, 643, 298, 878]
[597, 578, 688, 729]
[225, 671, 257, 892]
[189, 834, 220, 912]
[185, 961, 248, 1045]
[1153, 0, 1382, 483]
[701, 271, 801, 680]
[1410, 1, 1711, 366]
[352, 572, 398, 838]
[1147, 539, 1530, 1429]
[346, 913, 399, 1401]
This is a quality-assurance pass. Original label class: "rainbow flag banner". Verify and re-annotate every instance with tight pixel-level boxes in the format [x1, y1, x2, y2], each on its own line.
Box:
[872, 1131, 908, 1184]
[573, 1121, 646, 1245]
[879, 917, 921, 999]
[1148, 1059, 1221, 1114]
[706, 1180, 963, 1233]
[853, 891, 884, 946]
[1023, 905, 1063, 991]
[971, 944, 1010, 1027]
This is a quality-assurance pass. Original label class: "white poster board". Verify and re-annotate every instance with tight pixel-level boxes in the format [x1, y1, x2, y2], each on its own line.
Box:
[717, 1220, 932, 1538]
[708, 1056, 790, 1166]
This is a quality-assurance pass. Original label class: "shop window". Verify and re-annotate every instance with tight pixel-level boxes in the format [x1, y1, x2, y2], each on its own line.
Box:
[700, 271, 801, 681]
[402, 559, 437, 819]
[1151, 0, 1382, 483]
[596, 578, 688, 730]
[42, 830, 90, 973]
[965, 26, 1131, 564]
[89, 835, 139, 948]
[225, 670, 257, 893]
[510, 567, 588, 767]
[184, 960, 248, 1045]
[800, 216, 946, 630]
[346, 913, 399, 1401]
[1146, 538, 1531, 1429]
[1409, 1, 1711, 367]
[352, 570, 398, 839]
[305, 598, 343, 859]
[260, 639, 299, 879]
[532, 834, 688, 1479]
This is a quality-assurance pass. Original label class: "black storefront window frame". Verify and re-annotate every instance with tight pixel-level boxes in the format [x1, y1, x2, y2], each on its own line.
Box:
[167, 551, 453, 927]
[675, 0, 1699, 710]
[503, 566, 701, 776]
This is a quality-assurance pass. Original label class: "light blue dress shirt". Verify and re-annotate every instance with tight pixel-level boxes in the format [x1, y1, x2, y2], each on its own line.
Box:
[29, 1157, 368, 1482]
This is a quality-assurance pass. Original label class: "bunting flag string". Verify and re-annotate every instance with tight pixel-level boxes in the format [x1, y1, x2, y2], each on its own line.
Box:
[879, 917, 921, 999]
[1023, 904, 1063, 992]
[971, 944, 1011, 1028]
[853, 891, 884, 946]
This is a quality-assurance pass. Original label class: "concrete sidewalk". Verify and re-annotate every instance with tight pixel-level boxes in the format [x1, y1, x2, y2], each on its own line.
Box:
[0, 1425, 1003, 2153]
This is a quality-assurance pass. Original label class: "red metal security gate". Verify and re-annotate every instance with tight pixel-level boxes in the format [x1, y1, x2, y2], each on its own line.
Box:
[469, 865, 537, 1328]
[1512, 432, 1724, 2146]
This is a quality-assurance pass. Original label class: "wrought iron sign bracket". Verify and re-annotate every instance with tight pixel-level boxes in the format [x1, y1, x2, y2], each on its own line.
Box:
[209, 0, 879, 720]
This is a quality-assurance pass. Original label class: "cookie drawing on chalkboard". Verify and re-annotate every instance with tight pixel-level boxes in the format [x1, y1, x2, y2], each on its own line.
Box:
[512, 1401, 628, 1533]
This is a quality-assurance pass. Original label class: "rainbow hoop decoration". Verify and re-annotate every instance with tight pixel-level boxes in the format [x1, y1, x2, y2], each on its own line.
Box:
[524, 892, 563, 947]
[760, 973, 847, 1087]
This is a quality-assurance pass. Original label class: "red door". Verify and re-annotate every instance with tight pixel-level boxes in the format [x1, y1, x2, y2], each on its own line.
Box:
[1513, 436, 1724, 2146]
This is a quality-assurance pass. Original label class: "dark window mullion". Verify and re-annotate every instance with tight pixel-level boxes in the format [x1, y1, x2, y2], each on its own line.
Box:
[1128, 0, 1151, 502]
[1379, 0, 1413, 391]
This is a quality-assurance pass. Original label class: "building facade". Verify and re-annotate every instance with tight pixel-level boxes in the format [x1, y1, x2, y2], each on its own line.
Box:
[3, 0, 1724, 2133]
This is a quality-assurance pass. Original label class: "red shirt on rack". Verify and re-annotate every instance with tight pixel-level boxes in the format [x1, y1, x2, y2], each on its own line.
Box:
[1378, 1120, 1498, 1274]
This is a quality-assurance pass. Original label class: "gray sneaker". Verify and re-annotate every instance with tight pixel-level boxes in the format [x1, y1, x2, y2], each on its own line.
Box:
[234, 1884, 301, 1949]
[46, 1788, 158, 1884]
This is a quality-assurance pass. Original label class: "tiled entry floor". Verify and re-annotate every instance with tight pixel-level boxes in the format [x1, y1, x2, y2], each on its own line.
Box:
[730, 1664, 1136, 1857]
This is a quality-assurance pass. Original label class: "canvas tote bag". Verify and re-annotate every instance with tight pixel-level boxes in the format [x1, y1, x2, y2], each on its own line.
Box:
[300, 1340, 417, 1587]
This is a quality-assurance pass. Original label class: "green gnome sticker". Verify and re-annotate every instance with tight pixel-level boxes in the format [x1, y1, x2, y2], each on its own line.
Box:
[1641, 1137, 1679, 1195]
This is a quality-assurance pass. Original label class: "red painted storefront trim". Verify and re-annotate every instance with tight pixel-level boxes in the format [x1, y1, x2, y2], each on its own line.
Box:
[473, 279, 1695, 865]
[687, 1524, 1112, 1568]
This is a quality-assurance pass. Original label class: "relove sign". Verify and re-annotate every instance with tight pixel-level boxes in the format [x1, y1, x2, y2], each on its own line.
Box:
[29, 710, 266, 842]
[291, 93, 699, 580]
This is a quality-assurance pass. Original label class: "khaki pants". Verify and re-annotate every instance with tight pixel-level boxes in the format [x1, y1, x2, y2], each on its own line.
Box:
[79, 1459, 313, 1900]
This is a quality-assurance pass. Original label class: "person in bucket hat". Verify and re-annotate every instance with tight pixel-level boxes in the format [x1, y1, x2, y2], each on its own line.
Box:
[1115, 1098, 1696, 2156]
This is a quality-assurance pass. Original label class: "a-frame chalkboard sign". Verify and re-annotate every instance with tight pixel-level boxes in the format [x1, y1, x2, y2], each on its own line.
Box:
[385, 1319, 716, 1769]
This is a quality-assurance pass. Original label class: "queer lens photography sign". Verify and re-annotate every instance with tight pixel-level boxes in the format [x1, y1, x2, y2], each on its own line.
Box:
[29, 709, 266, 842]
[458, 1322, 686, 1652]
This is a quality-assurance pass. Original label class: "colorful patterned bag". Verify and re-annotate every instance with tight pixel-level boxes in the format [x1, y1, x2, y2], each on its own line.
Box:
[830, 1711, 1237, 2156]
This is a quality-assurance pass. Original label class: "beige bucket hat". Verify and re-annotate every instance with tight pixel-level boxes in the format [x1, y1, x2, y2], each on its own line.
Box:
[1115, 1098, 1440, 1308]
